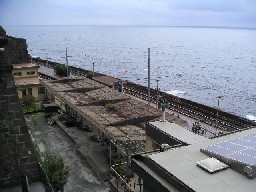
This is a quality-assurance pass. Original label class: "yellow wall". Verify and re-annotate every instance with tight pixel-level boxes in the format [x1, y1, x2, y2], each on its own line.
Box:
[17, 86, 39, 99]
[12, 67, 38, 78]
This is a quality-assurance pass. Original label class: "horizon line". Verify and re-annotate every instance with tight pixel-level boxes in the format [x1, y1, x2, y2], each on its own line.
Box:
[1, 24, 256, 30]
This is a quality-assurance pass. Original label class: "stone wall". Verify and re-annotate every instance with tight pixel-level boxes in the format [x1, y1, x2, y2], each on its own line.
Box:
[0, 26, 30, 64]
[0, 38, 40, 187]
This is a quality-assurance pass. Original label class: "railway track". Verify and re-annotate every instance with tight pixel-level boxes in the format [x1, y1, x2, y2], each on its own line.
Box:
[36, 58, 256, 133]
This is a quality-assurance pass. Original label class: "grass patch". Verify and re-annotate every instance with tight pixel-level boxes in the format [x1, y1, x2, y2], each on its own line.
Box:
[105, 103, 118, 111]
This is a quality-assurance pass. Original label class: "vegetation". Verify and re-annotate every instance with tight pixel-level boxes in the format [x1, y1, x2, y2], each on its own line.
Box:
[54, 64, 68, 77]
[40, 153, 69, 192]
[105, 103, 118, 111]
[30, 114, 69, 191]
[21, 95, 42, 113]
[86, 71, 98, 79]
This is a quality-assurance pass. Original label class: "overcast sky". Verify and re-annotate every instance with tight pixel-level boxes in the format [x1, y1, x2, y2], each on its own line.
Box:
[0, 0, 255, 28]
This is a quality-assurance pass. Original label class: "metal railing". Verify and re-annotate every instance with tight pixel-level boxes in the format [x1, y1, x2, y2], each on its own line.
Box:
[38, 163, 54, 192]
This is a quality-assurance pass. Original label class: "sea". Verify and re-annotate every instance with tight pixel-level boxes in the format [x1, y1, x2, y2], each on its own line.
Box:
[3, 25, 256, 120]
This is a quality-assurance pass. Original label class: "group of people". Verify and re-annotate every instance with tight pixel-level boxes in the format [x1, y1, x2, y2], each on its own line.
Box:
[192, 122, 205, 135]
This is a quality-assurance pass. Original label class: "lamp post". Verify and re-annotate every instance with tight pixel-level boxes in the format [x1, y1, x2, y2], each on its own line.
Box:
[156, 79, 160, 109]
[216, 96, 223, 134]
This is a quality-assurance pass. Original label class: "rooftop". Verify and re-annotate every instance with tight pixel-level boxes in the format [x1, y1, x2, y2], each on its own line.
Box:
[43, 77, 174, 142]
[149, 120, 209, 145]
[12, 63, 39, 69]
[147, 128, 256, 192]
[93, 75, 119, 86]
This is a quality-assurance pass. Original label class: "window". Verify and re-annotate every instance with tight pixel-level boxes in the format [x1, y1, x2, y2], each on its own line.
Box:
[38, 87, 45, 94]
[27, 88, 32, 96]
[27, 71, 36, 75]
[22, 89, 26, 96]
[14, 72, 22, 76]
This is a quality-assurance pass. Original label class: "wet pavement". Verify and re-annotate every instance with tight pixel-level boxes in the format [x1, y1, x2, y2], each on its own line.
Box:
[26, 113, 109, 192]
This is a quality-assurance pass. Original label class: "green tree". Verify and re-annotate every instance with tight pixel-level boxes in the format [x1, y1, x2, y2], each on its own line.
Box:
[54, 64, 68, 77]
[86, 71, 98, 79]
[22, 95, 36, 106]
[41, 153, 69, 192]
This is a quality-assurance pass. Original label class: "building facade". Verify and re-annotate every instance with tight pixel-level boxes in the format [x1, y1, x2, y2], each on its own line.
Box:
[12, 63, 45, 100]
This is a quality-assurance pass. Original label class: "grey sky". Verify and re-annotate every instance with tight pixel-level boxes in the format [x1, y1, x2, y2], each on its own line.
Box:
[0, 0, 255, 28]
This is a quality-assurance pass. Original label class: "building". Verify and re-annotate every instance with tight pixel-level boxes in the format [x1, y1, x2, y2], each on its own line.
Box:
[131, 120, 256, 192]
[145, 120, 209, 151]
[12, 63, 45, 100]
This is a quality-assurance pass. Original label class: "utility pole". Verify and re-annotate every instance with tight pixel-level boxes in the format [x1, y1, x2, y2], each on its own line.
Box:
[156, 79, 159, 109]
[148, 48, 150, 106]
[65, 47, 72, 78]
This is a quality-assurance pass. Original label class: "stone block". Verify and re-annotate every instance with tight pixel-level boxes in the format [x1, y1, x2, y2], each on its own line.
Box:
[19, 157, 29, 164]
[0, 126, 8, 134]
[20, 126, 28, 134]
[9, 95, 19, 103]
[18, 134, 31, 143]
[8, 103, 20, 112]
[0, 138, 7, 145]
[3, 87, 17, 95]
[13, 119, 24, 126]
[9, 127, 20, 134]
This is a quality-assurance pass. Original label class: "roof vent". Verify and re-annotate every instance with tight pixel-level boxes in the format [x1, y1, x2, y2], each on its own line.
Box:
[197, 158, 229, 173]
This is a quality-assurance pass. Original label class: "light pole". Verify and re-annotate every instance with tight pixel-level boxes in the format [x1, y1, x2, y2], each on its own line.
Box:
[156, 79, 160, 109]
[216, 96, 223, 134]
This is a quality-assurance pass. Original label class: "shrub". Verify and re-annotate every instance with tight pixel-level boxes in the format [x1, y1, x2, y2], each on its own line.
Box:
[105, 103, 118, 111]
[41, 153, 69, 192]
[54, 64, 68, 77]
[22, 95, 36, 106]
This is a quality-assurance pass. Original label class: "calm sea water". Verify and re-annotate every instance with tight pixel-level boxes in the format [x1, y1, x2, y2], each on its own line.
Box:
[3, 25, 256, 119]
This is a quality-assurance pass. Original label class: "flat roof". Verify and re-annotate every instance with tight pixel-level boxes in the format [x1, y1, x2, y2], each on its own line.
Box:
[149, 120, 209, 145]
[43, 77, 165, 142]
[12, 63, 39, 69]
[93, 75, 119, 86]
[14, 76, 41, 86]
[148, 128, 256, 192]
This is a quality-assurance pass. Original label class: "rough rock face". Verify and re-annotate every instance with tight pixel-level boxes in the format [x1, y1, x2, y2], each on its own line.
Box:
[0, 26, 30, 64]
[0, 37, 40, 187]
[0, 26, 6, 36]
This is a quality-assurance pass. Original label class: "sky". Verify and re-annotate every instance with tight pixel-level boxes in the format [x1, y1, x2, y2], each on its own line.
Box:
[0, 0, 256, 28]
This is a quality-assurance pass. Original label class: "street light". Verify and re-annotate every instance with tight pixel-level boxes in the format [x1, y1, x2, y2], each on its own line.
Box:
[216, 96, 223, 134]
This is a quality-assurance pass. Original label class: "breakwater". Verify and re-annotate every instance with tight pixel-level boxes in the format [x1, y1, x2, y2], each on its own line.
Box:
[35, 58, 256, 133]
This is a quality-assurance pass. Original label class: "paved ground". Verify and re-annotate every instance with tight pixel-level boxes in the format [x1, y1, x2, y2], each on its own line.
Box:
[26, 113, 109, 192]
